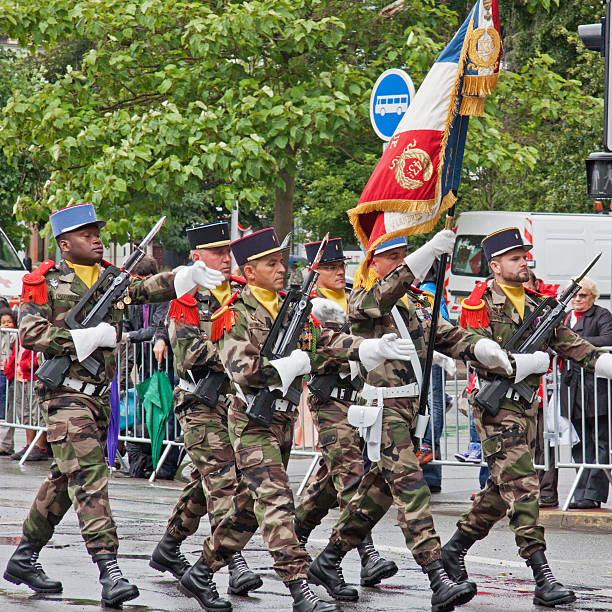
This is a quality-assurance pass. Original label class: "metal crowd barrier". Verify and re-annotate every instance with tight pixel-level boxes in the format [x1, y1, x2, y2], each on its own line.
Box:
[1, 325, 610, 508]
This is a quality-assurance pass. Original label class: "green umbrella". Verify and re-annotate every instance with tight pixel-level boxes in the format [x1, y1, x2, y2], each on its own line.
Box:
[136, 370, 174, 469]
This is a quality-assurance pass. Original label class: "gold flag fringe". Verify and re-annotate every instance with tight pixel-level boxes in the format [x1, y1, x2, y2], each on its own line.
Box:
[460, 95, 485, 116]
[462, 73, 498, 96]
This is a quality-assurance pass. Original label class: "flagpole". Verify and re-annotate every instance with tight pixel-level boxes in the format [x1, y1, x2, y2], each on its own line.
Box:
[417, 204, 456, 419]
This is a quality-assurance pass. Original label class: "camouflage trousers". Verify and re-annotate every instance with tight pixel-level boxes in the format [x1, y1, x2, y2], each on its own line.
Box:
[202, 403, 309, 583]
[166, 402, 238, 541]
[22, 392, 118, 560]
[458, 402, 545, 559]
[295, 395, 364, 531]
[330, 397, 441, 568]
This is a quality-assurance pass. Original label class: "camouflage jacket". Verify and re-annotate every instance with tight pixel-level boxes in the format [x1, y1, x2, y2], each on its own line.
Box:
[348, 262, 478, 388]
[169, 279, 245, 411]
[218, 285, 362, 411]
[461, 279, 603, 412]
[19, 259, 175, 395]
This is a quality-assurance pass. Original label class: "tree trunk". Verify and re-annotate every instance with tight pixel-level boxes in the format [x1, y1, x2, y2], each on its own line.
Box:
[274, 167, 294, 244]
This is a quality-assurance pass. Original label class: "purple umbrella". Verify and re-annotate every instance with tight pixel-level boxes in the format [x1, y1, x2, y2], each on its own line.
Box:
[107, 374, 120, 467]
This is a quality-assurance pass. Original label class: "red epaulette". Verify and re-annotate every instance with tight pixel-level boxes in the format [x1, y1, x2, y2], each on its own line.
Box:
[21, 260, 55, 305]
[460, 281, 489, 329]
[210, 291, 241, 341]
[230, 274, 247, 285]
[168, 293, 200, 325]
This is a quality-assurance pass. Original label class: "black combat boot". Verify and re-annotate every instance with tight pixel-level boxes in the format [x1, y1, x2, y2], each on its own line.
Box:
[150, 531, 191, 579]
[3, 538, 62, 593]
[95, 555, 139, 607]
[178, 555, 232, 611]
[356, 533, 398, 586]
[424, 559, 476, 612]
[227, 552, 263, 595]
[287, 578, 338, 612]
[441, 529, 477, 587]
[526, 550, 576, 607]
[307, 542, 358, 602]
[294, 518, 313, 563]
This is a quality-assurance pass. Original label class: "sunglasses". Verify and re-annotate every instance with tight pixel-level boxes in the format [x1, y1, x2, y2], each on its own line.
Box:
[574, 293, 592, 299]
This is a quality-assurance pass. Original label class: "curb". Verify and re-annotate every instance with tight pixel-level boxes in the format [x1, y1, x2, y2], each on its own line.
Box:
[430, 500, 612, 534]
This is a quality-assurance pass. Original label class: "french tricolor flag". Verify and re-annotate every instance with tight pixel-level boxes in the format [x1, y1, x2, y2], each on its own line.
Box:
[349, 0, 501, 257]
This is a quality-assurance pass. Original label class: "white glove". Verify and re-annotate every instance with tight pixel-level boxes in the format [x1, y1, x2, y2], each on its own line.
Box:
[269, 349, 312, 395]
[310, 297, 347, 324]
[174, 261, 225, 296]
[512, 351, 549, 383]
[69, 322, 117, 362]
[474, 338, 512, 375]
[433, 351, 456, 377]
[595, 352, 612, 378]
[358, 332, 417, 372]
[404, 230, 456, 280]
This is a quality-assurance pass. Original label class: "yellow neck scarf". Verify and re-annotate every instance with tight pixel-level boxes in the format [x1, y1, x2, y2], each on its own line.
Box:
[318, 287, 348, 313]
[249, 284, 279, 319]
[210, 281, 231, 308]
[66, 261, 99, 289]
[499, 283, 525, 319]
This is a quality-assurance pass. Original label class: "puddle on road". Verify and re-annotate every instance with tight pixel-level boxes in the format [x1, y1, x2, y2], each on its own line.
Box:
[0, 586, 173, 611]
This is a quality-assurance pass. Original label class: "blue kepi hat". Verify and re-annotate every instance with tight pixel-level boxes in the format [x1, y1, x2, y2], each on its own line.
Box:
[304, 238, 346, 264]
[50, 204, 106, 238]
[231, 227, 288, 267]
[374, 236, 408, 255]
[481, 227, 532, 262]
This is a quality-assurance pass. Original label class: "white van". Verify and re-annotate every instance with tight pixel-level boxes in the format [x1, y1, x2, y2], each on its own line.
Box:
[0, 227, 27, 307]
[447, 211, 612, 319]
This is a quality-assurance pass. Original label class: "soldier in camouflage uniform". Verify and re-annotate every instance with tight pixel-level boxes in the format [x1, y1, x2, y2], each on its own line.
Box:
[293, 237, 398, 587]
[176, 228, 416, 612]
[442, 227, 612, 607]
[150, 221, 262, 595]
[308, 232, 514, 612]
[2, 204, 223, 608]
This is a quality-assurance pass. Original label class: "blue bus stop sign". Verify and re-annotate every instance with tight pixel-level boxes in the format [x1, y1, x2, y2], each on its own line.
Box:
[369, 69, 416, 142]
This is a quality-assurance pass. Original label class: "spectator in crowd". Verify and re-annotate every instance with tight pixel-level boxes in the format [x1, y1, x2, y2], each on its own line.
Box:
[0, 308, 17, 455]
[5, 339, 48, 461]
[561, 277, 612, 509]
[121, 255, 179, 480]
[455, 374, 490, 495]
[525, 268, 559, 298]
[414, 260, 451, 493]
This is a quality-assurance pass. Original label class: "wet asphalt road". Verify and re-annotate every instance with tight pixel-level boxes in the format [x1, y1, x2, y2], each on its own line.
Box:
[0, 457, 611, 611]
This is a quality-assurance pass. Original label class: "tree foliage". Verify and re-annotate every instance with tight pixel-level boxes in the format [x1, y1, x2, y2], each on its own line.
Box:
[0, 0, 605, 250]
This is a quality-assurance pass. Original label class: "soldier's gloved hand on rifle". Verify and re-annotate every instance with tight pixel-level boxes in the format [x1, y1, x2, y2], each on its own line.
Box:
[69, 321, 117, 362]
[404, 230, 456, 280]
[513, 351, 550, 383]
[269, 348, 312, 395]
[474, 338, 513, 375]
[359, 332, 417, 372]
[433, 351, 456, 377]
[595, 352, 612, 378]
[310, 297, 347, 324]
[174, 260, 226, 295]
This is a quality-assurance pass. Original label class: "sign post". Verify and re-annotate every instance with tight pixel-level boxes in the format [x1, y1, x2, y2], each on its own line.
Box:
[369, 68, 416, 142]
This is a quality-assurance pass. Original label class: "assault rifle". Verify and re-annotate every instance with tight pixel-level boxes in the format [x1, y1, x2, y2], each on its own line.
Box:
[474, 252, 601, 416]
[37, 217, 167, 391]
[246, 234, 329, 426]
